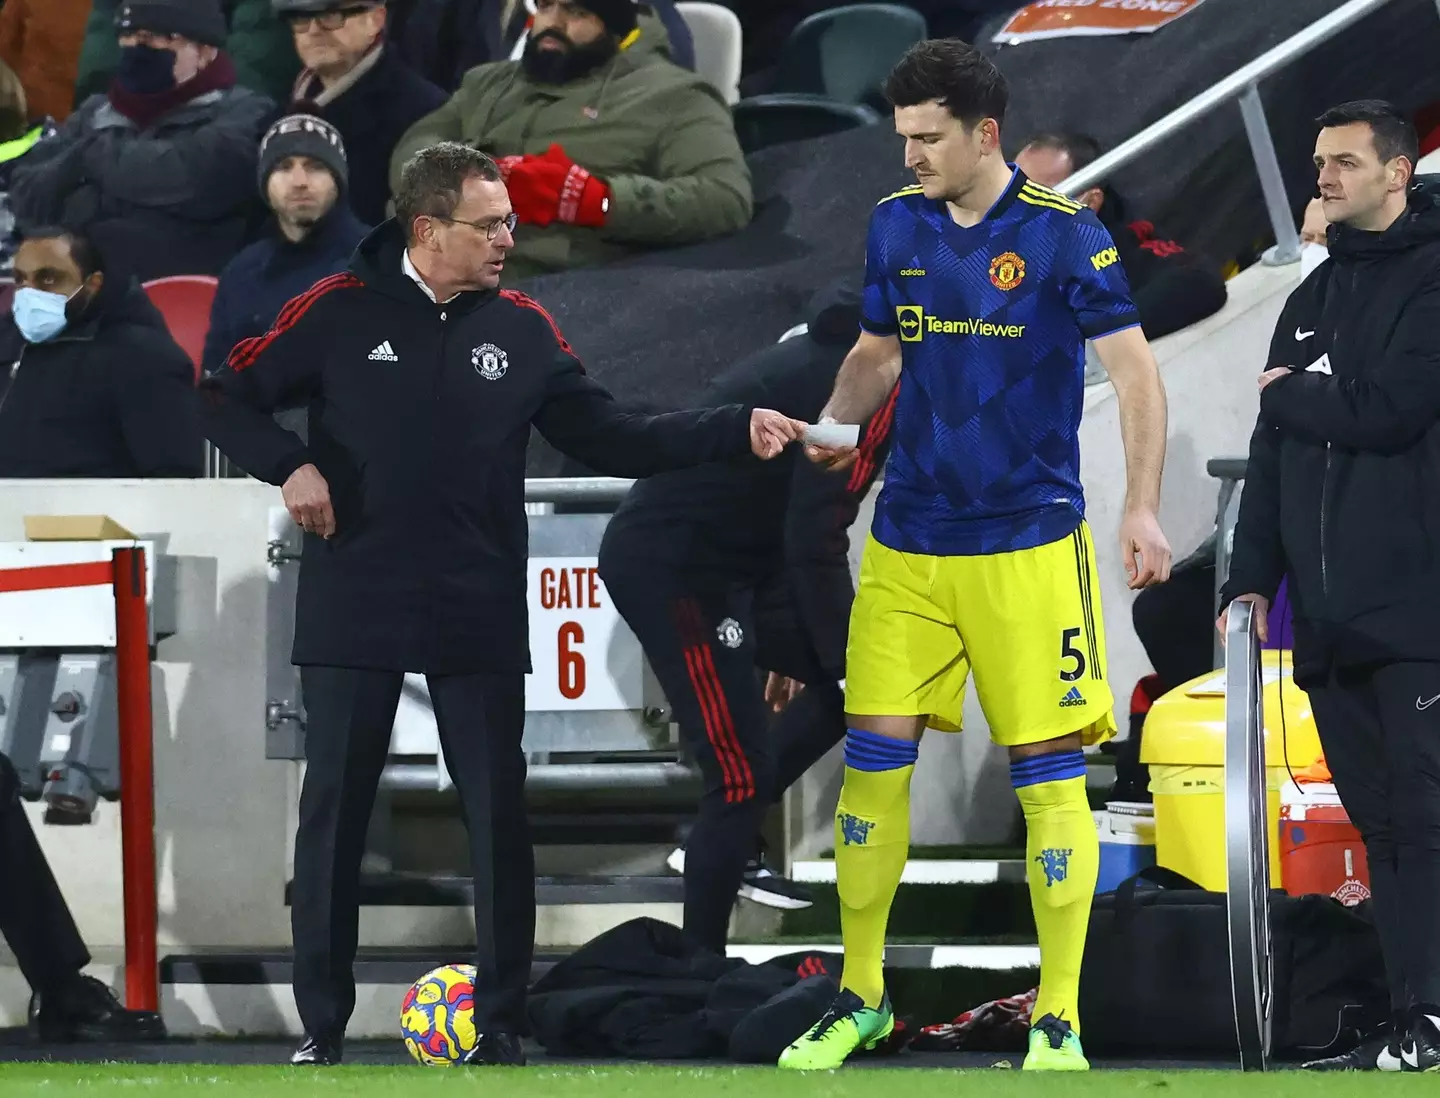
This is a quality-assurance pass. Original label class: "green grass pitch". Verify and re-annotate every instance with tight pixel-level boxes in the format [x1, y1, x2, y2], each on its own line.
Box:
[0, 1063, 1426, 1096]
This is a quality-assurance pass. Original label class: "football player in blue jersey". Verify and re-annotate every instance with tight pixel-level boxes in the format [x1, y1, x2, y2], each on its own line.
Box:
[779, 38, 1173, 1072]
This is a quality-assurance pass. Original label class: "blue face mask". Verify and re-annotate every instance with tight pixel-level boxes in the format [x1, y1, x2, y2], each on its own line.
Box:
[12, 287, 76, 344]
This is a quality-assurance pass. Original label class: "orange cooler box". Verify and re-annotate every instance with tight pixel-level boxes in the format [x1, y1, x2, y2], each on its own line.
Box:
[1279, 780, 1371, 905]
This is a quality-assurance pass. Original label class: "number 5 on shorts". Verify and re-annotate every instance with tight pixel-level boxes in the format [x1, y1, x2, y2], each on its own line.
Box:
[1060, 627, 1086, 683]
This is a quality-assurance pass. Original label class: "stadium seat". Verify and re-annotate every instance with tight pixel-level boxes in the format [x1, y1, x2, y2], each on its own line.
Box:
[771, 4, 927, 110]
[733, 95, 880, 154]
[675, 2, 742, 104]
[142, 275, 218, 381]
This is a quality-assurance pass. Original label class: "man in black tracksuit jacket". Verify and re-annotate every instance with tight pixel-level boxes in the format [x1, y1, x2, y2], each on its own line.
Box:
[1222, 101, 1440, 1072]
[598, 284, 895, 953]
[198, 143, 802, 1067]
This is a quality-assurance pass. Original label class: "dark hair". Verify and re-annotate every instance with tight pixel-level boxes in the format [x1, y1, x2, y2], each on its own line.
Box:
[1024, 131, 1103, 177]
[883, 39, 1008, 129]
[21, 226, 104, 278]
[1316, 99, 1418, 166]
[394, 142, 502, 243]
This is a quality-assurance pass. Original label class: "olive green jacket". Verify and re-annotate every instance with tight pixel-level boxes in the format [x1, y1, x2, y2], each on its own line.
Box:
[389, 21, 751, 280]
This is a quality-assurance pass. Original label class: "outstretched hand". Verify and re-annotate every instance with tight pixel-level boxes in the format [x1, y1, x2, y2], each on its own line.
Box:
[750, 409, 807, 459]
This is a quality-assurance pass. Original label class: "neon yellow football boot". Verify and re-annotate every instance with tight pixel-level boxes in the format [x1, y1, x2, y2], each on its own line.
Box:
[778, 989, 894, 1070]
[1023, 1013, 1090, 1071]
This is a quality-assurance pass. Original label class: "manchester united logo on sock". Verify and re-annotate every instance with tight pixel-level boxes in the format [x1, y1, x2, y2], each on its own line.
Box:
[839, 813, 874, 846]
[1036, 847, 1072, 886]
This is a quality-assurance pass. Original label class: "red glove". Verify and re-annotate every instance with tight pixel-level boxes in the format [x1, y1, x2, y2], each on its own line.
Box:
[501, 143, 611, 228]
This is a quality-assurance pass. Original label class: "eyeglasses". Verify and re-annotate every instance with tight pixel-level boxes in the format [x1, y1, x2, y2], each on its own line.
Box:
[437, 212, 519, 240]
[283, 5, 376, 31]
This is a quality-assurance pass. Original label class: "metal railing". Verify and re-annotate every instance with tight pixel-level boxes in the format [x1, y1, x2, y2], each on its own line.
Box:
[1223, 599, 1273, 1071]
[1057, 0, 1436, 266]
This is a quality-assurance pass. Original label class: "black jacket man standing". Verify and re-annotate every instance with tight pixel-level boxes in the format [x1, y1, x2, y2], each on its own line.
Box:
[199, 141, 804, 1067]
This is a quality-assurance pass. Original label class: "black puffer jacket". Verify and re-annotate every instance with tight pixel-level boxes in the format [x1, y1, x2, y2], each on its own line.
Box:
[0, 278, 204, 478]
[1222, 177, 1440, 681]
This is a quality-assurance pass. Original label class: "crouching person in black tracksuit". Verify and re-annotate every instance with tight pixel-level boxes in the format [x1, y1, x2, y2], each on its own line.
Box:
[198, 142, 806, 1068]
[1221, 101, 1440, 1073]
[598, 285, 895, 954]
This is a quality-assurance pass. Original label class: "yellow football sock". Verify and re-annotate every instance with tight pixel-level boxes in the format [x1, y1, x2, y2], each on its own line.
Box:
[834, 729, 918, 1009]
[1012, 753, 1098, 1033]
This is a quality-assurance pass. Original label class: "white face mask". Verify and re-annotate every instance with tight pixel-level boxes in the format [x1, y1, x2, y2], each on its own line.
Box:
[1299, 241, 1329, 280]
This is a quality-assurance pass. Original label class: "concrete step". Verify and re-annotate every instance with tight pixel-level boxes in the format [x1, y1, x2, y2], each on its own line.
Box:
[791, 859, 1027, 885]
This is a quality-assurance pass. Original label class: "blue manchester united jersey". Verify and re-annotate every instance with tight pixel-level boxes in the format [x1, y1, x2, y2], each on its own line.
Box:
[862, 168, 1140, 556]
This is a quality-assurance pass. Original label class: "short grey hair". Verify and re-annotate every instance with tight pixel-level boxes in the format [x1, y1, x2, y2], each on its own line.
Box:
[394, 142, 502, 243]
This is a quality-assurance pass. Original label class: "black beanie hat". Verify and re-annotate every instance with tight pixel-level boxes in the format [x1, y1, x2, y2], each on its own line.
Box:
[258, 114, 348, 196]
[116, 0, 228, 48]
[577, 0, 638, 37]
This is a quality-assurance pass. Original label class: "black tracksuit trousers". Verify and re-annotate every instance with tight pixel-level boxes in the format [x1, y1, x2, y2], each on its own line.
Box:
[0, 754, 90, 992]
[1307, 660, 1440, 1016]
[603, 571, 845, 953]
[291, 667, 532, 1041]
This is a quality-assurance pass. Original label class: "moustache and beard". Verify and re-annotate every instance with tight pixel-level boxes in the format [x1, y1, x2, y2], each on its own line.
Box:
[521, 28, 619, 84]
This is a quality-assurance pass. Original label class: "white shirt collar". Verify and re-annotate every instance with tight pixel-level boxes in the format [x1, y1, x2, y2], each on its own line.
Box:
[402, 249, 459, 304]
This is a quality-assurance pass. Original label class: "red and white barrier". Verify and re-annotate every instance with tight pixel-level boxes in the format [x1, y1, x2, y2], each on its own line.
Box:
[0, 547, 158, 1013]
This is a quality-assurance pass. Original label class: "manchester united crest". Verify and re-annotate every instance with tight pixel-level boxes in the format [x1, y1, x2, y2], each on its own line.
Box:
[716, 618, 744, 649]
[989, 252, 1026, 291]
[472, 343, 508, 381]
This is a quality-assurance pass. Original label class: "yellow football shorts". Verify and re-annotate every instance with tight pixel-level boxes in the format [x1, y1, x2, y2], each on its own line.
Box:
[845, 523, 1116, 747]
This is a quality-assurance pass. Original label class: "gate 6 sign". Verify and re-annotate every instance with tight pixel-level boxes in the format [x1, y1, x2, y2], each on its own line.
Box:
[525, 557, 644, 712]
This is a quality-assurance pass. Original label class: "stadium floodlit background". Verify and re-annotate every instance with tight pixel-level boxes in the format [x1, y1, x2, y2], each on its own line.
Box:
[0, 0, 1436, 1087]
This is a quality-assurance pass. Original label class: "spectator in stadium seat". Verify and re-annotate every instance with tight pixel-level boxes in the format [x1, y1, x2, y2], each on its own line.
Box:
[0, 226, 204, 478]
[389, 0, 750, 281]
[0, 752, 166, 1043]
[203, 114, 367, 376]
[0, 61, 56, 283]
[9, 0, 274, 283]
[76, 0, 301, 105]
[393, 0, 695, 92]
[277, 0, 447, 229]
[1016, 133, 1228, 341]
[0, 0, 90, 124]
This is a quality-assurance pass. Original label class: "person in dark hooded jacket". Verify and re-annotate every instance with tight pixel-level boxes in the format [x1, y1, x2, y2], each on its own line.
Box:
[1222, 100, 1440, 1073]
[0, 225, 203, 477]
[203, 113, 368, 375]
[598, 284, 895, 954]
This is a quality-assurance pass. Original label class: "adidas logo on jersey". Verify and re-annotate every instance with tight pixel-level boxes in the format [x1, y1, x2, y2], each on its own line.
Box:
[368, 340, 399, 362]
[1059, 686, 1086, 708]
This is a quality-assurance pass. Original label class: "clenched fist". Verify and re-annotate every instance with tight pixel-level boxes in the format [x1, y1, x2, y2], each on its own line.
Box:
[283, 463, 335, 539]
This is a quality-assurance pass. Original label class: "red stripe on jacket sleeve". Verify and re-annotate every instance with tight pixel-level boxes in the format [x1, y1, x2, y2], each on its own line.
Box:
[846, 382, 899, 494]
[499, 288, 577, 360]
[225, 273, 362, 373]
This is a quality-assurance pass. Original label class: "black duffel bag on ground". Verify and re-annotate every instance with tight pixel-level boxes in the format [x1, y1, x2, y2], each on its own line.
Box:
[1077, 867, 1388, 1059]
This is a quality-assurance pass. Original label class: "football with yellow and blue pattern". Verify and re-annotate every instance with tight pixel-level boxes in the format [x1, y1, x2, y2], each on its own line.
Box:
[400, 964, 478, 1066]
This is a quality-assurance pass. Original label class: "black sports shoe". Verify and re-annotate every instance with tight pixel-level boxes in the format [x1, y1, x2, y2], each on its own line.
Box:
[666, 846, 813, 910]
[28, 974, 166, 1043]
[739, 860, 813, 910]
[462, 1031, 527, 1066]
[1402, 1011, 1440, 1072]
[1302, 1027, 1402, 1071]
[291, 1034, 343, 1065]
